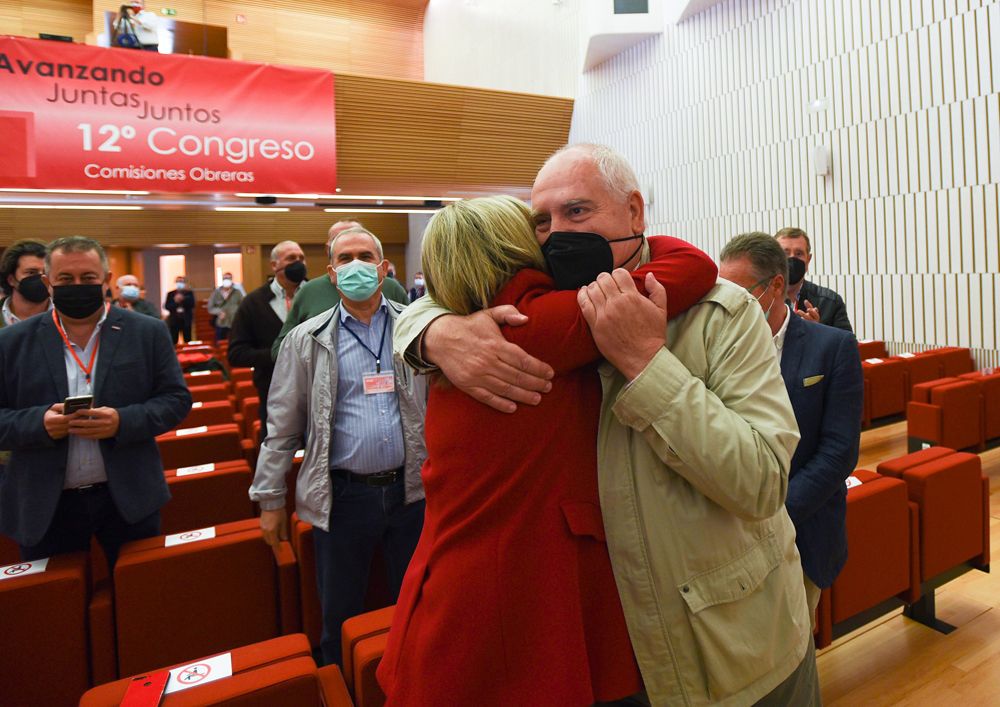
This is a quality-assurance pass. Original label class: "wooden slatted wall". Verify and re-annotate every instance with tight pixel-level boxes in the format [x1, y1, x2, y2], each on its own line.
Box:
[0, 0, 92, 43]
[572, 0, 1000, 369]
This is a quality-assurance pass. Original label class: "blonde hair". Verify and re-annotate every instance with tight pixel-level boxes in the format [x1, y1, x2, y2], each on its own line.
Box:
[421, 195, 545, 316]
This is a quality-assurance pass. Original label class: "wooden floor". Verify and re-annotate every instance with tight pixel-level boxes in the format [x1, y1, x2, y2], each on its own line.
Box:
[817, 422, 1000, 705]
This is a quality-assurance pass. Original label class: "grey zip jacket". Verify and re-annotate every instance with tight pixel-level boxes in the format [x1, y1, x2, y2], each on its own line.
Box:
[250, 300, 426, 531]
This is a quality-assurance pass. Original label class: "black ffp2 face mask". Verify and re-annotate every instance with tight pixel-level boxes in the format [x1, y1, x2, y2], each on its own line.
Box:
[15, 274, 50, 303]
[787, 257, 806, 286]
[283, 260, 307, 284]
[52, 284, 105, 319]
[541, 231, 645, 290]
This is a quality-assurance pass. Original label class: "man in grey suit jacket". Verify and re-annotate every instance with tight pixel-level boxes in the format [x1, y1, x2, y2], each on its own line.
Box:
[0, 237, 191, 569]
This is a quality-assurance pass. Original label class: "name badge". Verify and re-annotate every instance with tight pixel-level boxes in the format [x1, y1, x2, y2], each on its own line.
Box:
[363, 372, 395, 395]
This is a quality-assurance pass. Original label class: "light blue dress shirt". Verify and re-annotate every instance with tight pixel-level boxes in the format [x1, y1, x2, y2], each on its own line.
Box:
[59, 306, 109, 489]
[327, 298, 405, 474]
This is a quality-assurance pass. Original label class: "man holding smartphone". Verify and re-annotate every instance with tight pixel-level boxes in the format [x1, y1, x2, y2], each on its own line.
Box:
[0, 237, 191, 568]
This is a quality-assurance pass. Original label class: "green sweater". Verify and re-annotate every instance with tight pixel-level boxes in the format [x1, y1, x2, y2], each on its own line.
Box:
[271, 275, 409, 358]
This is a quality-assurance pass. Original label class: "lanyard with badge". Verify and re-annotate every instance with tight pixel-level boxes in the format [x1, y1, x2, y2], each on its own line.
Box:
[343, 314, 394, 395]
[52, 304, 108, 387]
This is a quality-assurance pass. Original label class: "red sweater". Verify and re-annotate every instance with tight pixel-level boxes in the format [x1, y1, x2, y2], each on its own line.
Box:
[378, 237, 717, 706]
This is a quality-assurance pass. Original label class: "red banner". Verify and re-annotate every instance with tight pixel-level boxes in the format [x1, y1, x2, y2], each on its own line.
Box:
[0, 36, 336, 193]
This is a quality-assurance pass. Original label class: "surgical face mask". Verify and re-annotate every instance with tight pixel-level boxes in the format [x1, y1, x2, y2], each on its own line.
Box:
[787, 257, 806, 286]
[222, 278, 233, 288]
[335, 259, 380, 302]
[15, 274, 50, 303]
[175, 280, 185, 289]
[748, 276, 777, 319]
[541, 231, 645, 290]
[120, 284, 140, 301]
[53, 284, 104, 319]
[283, 260, 307, 284]
[413, 278, 424, 288]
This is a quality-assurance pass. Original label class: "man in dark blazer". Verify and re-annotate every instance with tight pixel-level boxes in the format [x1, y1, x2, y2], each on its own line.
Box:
[0, 237, 191, 568]
[227, 240, 306, 430]
[720, 232, 863, 621]
[164, 275, 196, 343]
[776, 227, 853, 332]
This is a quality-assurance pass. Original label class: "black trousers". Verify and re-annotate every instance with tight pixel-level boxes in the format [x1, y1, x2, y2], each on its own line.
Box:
[19, 485, 160, 570]
[169, 317, 193, 344]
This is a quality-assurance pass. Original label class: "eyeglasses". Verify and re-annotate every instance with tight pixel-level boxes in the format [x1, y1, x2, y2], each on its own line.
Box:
[745, 275, 775, 298]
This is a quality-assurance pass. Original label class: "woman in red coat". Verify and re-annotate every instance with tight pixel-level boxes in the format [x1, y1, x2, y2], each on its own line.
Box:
[377, 196, 717, 706]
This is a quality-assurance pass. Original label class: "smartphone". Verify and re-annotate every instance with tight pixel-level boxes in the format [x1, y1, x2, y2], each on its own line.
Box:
[119, 671, 170, 707]
[63, 395, 94, 415]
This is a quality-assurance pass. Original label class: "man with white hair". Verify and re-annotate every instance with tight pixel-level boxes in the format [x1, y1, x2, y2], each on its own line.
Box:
[391, 143, 817, 705]
[228, 240, 305, 429]
[272, 220, 410, 358]
[113, 274, 159, 318]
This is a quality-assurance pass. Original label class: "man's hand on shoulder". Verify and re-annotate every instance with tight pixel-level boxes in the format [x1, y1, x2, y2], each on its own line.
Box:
[423, 306, 554, 414]
[67, 407, 120, 440]
[578, 270, 668, 381]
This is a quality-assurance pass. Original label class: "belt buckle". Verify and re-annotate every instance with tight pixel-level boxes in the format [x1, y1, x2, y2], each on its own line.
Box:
[367, 470, 397, 487]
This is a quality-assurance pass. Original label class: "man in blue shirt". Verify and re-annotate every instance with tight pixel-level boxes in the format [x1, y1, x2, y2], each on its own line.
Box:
[250, 227, 427, 666]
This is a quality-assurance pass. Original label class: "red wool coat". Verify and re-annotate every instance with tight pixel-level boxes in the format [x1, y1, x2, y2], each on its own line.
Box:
[377, 237, 717, 706]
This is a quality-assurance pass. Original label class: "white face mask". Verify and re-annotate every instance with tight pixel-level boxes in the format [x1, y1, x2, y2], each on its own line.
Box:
[175, 280, 185, 289]
[222, 278, 233, 287]
[413, 278, 424, 287]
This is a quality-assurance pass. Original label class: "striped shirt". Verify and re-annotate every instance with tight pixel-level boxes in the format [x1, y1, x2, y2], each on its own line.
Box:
[328, 298, 405, 474]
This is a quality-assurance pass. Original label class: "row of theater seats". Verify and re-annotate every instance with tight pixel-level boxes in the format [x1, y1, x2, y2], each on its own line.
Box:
[0, 512, 389, 705]
[907, 371, 1000, 452]
[815, 446, 990, 646]
[857, 342, 976, 426]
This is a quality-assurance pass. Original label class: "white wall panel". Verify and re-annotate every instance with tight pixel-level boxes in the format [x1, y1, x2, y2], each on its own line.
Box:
[571, 0, 998, 365]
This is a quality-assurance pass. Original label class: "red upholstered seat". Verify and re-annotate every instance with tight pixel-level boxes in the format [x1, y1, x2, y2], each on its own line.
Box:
[234, 379, 257, 404]
[0, 553, 90, 706]
[959, 371, 1000, 443]
[353, 631, 389, 707]
[910, 377, 962, 403]
[342, 606, 394, 694]
[240, 396, 260, 438]
[857, 340, 887, 359]
[184, 370, 226, 386]
[906, 380, 983, 451]
[102, 519, 301, 677]
[895, 353, 944, 396]
[176, 399, 240, 430]
[889, 452, 988, 579]
[80, 634, 353, 706]
[862, 358, 908, 425]
[162, 460, 255, 535]
[187, 383, 234, 404]
[230, 367, 254, 383]
[877, 446, 955, 478]
[291, 517, 323, 649]
[830, 471, 919, 624]
[931, 347, 975, 376]
[157, 422, 251, 469]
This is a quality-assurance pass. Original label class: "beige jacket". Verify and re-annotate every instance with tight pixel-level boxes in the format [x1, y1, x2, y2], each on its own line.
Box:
[394, 278, 809, 706]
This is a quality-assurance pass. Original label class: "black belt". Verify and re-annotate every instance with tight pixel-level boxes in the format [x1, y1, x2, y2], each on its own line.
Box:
[64, 482, 108, 494]
[331, 467, 403, 487]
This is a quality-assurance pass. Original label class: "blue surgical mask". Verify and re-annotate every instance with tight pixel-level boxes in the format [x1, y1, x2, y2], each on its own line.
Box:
[335, 259, 380, 301]
[121, 284, 140, 301]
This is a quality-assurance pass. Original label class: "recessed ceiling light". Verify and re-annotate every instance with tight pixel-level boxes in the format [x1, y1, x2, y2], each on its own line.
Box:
[215, 207, 290, 212]
[0, 204, 143, 210]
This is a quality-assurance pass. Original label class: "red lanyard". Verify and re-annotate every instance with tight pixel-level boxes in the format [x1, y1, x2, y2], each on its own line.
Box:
[52, 304, 108, 384]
